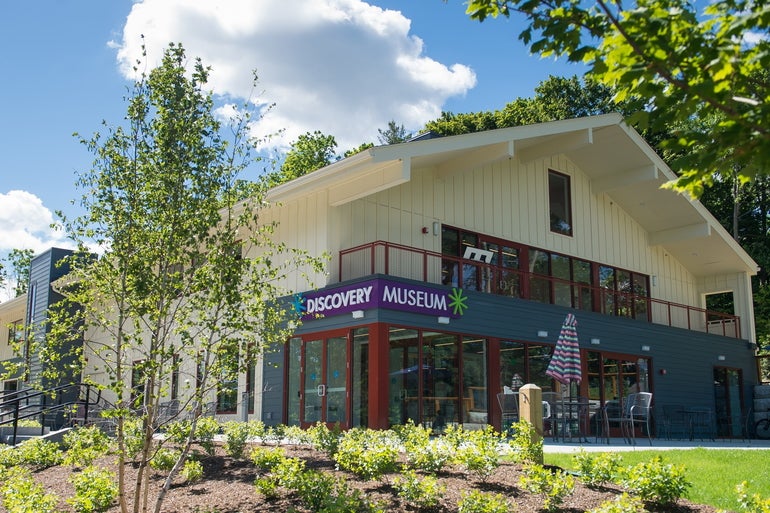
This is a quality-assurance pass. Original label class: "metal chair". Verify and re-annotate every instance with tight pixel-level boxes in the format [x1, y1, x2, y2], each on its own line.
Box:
[497, 392, 519, 432]
[661, 404, 689, 440]
[608, 392, 653, 445]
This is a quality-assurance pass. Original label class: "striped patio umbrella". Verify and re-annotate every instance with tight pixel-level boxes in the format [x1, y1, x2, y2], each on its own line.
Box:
[546, 313, 582, 385]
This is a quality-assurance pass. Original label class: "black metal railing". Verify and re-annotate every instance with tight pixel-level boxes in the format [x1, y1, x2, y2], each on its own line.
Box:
[0, 383, 101, 445]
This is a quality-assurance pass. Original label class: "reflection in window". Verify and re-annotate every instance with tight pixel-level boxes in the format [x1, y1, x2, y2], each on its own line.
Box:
[549, 170, 573, 236]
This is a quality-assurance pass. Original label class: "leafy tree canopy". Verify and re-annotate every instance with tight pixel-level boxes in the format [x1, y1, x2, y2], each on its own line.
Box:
[463, 0, 770, 197]
[377, 120, 412, 145]
[0, 249, 34, 298]
[424, 75, 622, 136]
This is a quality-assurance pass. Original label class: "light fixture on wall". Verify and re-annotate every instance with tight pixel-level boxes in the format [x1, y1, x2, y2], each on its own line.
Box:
[537, 330, 548, 338]
[352, 310, 364, 319]
[718, 355, 726, 361]
[438, 316, 450, 324]
[433, 221, 440, 236]
[590, 338, 601, 345]
[651, 275, 657, 286]
[641, 345, 651, 351]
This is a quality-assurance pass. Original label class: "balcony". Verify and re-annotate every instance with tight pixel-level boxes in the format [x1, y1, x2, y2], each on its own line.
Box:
[339, 241, 741, 339]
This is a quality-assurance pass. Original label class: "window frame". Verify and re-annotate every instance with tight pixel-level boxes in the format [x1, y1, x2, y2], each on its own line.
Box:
[548, 169, 573, 236]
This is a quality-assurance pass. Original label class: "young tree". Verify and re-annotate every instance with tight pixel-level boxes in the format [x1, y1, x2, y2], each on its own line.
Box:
[46, 44, 324, 513]
[267, 130, 339, 186]
[0, 248, 34, 300]
[462, 0, 770, 196]
[377, 120, 411, 145]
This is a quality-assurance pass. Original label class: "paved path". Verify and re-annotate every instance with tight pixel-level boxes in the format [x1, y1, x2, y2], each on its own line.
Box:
[544, 437, 770, 452]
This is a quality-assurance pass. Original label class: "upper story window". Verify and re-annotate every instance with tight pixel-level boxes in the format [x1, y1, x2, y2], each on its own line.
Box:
[6, 320, 23, 348]
[548, 170, 573, 236]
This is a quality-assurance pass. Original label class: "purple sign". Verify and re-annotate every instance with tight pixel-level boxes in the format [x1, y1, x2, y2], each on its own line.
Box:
[299, 278, 466, 320]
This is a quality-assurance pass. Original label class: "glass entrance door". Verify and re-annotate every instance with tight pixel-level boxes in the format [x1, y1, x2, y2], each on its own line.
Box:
[714, 367, 743, 437]
[300, 335, 348, 428]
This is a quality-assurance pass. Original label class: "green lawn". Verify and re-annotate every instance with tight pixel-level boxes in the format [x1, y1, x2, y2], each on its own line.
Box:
[545, 448, 770, 511]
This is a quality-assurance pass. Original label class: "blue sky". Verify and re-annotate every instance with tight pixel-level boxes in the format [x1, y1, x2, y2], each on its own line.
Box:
[0, 0, 581, 292]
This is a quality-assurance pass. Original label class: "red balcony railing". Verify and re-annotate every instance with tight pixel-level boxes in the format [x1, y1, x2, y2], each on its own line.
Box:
[339, 241, 742, 339]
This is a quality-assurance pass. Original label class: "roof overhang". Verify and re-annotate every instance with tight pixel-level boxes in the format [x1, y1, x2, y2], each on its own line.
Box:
[267, 113, 758, 277]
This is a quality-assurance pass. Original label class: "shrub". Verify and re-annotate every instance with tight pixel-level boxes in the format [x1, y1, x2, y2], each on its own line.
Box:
[247, 420, 267, 442]
[122, 418, 145, 459]
[164, 419, 193, 446]
[63, 425, 113, 467]
[736, 481, 770, 513]
[282, 424, 311, 445]
[0, 467, 59, 513]
[0, 445, 20, 468]
[250, 445, 286, 471]
[272, 456, 308, 490]
[573, 450, 622, 488]
[149, 447, 181, 471]
[619, 456, 690, 505]
[181, 458, 204, 483]
[67, 465, 118, 513]
[222, 421, 251, 459]
[404, 436, 452, 474]
[262, 423, 286, 445]
[307, 421, 342, 457]
[588, 493, 646, 513]
[453, 426, 504, 481]
[14, 438, 64, 469]
[519, 463, 575, 512]
[392, 469, 446, 509]
[194, 416, 221, 455]
[506, 420, 544, 464]
[458, 489, 514, 513]
[334, 428, 399, 480]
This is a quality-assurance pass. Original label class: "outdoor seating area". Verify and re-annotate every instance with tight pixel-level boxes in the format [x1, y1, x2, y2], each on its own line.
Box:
[598, 392, 654, 445]
[660, 404, 716, 441]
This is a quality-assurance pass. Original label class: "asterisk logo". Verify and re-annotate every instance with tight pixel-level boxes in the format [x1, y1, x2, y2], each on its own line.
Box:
[448, 288, 468, 316]
[292, 293, 306, 315]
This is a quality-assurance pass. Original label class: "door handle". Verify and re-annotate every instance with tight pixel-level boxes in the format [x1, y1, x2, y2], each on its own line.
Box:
[317, 384, 326, 397]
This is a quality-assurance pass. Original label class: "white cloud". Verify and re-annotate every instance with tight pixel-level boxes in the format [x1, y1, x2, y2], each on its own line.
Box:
[0, 191, 72, 256]
[114, 0, 477, 151]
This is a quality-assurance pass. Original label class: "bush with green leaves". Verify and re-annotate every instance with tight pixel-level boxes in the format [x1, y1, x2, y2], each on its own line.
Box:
[122, 417, 145, 460]
[307, 421, 342, 457]
[0, 445, 20, 468]
[250, 445, 287, 471]
[404, 436, 452, 474]
[14, 438, 64, 470]
[392, 469, 446, 509]
[573, 449, 623, 488]
[519, 463, 575, 512]
[194, 416, 221, 455]
[619, 456, 690, 505]
[334, 427, 399, 480]
[453, 425, 504, 481]
[222, 421, 251, 459]
[506, 419, 543, 464]
[271, 456, 308, 490]
[737, 481, 770, 513]
[247, 419, 267, 441]
[262, 423, 286, 445]
[282, 424, 311, 445]
[587, 492, 646, 513]
[149, 447, 181, 471]
[63, 425, 113, 467]
[67, 465, 118, 513]
[457, 489, 513, 513]
[0, 467, 59, 513]
[181, 458, 204, 483]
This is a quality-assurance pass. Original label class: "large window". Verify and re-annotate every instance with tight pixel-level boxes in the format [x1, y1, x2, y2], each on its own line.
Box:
[549, 170, 573, 236]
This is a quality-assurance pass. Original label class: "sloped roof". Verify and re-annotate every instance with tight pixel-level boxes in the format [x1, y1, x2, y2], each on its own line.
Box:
[268, 113, 758, 277]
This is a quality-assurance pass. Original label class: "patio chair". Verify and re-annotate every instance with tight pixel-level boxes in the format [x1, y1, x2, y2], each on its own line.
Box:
[661, 404, 689, 440]
[604, 392, 653, 445]
[497, 391, 519, 432]
[542, 392, 589, 442]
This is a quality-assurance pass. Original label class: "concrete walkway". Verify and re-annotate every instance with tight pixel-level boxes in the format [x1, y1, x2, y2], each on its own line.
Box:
[543, 437, 770, 453]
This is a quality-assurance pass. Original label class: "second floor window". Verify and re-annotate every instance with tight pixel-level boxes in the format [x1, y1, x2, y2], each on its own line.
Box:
[549, 170, 573, 236]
